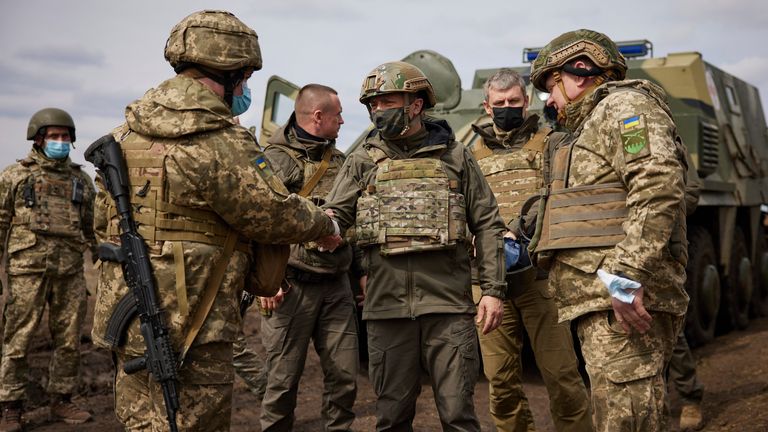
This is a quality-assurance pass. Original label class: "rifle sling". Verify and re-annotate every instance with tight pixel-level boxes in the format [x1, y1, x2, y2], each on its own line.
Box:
[177, 229, 238, 366]
[297, 146, 332, 197]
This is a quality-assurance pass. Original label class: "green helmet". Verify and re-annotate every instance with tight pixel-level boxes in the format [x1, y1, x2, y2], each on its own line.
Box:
[26, 108, 76, 142]
[530, 29, 627, 92]
[359, 61, 437, 108]
[164, 10, 262, 72]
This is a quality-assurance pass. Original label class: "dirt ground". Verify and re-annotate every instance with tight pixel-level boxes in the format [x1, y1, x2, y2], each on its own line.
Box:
[6, 265, 768, 431]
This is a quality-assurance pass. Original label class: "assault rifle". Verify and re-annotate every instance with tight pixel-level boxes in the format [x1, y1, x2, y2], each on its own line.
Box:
[85, 134, 179, 432]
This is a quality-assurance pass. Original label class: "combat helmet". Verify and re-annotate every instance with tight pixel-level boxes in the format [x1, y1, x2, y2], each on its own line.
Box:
[164, 10, 262, 72]
[26, 108, 76, 142]
[359, 61, 437, 109]
[530, 29, 627, 92]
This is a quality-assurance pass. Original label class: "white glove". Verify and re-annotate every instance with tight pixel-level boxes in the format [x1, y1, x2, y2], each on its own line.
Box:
[597, 269, 641, 304]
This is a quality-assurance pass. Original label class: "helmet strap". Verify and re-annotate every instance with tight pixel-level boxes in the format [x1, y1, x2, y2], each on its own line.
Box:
[188, 65, 245, 107]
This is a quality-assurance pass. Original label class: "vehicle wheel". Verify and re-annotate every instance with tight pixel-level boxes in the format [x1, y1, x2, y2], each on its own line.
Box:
[684, 226, 721, 346]
[750, 225, 768, 317]
[720, 227, 752, 330]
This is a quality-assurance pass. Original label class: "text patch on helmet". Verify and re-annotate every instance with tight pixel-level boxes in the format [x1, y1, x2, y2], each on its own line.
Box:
[620, 114, 650, 161]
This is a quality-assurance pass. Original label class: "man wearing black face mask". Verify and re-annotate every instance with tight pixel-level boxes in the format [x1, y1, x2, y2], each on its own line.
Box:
[324, 61, 507, 431]
[468, 69, 592, 432]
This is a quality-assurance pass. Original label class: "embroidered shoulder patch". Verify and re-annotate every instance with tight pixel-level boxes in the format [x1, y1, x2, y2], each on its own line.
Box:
[619, 114, 650, 160]
[252, 155, 289, 195]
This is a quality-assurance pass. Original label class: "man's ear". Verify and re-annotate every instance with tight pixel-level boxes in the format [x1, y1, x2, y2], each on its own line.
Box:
[312, 109, 323, 124]
[411, 97, 425, 116]
[482, 99, 492, 116]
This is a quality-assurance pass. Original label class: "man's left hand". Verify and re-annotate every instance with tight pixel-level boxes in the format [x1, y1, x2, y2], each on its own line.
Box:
[476, 295, 504, 335]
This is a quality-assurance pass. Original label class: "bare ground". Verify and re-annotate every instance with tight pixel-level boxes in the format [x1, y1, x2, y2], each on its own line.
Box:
[6, 263, 768, 431]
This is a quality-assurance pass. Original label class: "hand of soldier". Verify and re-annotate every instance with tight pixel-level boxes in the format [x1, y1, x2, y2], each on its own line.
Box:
[317, 212, 342, 252]
[611, 286, 652, 334]
[476, 295, 504, 335]
[259, 287, 286, 312]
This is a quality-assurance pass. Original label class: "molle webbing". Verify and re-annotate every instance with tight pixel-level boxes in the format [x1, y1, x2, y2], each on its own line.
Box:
[105, 139, 246, 251]
[12, 163, 83, 237]
[474, 128, 549, 226]
[298, 146, 334, 198]
[536, 143, 629, 251]
[355, 157, 467, 255]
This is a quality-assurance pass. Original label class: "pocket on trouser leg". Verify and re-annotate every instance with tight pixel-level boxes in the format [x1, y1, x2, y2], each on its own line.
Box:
[452, 318, 479, 398]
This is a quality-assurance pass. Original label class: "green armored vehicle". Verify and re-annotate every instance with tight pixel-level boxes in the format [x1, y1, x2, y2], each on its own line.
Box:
[260, 41, 768, 347]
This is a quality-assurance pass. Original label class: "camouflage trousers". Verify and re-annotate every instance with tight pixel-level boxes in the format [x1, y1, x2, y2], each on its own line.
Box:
[473, 280, 592, 432]
[114, 342, 233, 432]
[367, 314, 481, 432]
[668, 330, 704, 404]
[576, 310, 683, 432]
[260, 274, 358, 432]
[0, 272, 86, 401]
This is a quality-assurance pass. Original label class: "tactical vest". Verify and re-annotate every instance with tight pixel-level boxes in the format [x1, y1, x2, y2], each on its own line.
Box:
[12, 160, 85, 238]
[535, 142, 629, 251]
[473, 127, 550, 226]
[104, 129, 247, 253]
[280, 145, 341, 204]
[355, 148, 467, 256]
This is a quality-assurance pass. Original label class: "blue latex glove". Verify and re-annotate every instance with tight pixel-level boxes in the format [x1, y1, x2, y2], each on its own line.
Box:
[597, 269, 641, 304]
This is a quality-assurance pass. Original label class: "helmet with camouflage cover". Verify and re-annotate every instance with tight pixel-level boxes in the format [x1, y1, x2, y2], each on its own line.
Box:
[27, 108, 76, 142]
[359, 61, 437, 109]
[164, 10, 262, 72]
[530, 29, 627, 92]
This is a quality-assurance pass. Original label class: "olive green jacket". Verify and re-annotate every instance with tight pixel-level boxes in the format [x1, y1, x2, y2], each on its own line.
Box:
[324, 118, 507, 320]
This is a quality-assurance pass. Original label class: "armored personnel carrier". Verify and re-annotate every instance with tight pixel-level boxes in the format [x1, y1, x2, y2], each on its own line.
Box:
[260, 41, 768, 346]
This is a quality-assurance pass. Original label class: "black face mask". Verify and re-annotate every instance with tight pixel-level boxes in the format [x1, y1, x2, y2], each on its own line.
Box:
[491, 107, 525, 131]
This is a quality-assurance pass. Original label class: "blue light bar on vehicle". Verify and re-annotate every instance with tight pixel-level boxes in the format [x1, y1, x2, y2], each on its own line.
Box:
[522, 39, 654, 63]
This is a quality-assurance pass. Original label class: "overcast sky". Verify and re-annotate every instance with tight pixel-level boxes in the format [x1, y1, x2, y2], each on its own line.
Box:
[1, 0, 766, 174]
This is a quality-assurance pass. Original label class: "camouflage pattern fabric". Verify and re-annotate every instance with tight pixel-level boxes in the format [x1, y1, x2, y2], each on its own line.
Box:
[470, 118, 591, 432]
[260, 276, 358, 431]
[545, 79, 689, 431]
[323, 118, 507, 321]
[0, 273, 86, 401]
[367, 315, 480, 431]
[0, 151, 94, 402]
[93, 73, 335, 429]
[114, 342, 234, 431]
[576, 311, 683, 432]
[548, 80, 689, 322]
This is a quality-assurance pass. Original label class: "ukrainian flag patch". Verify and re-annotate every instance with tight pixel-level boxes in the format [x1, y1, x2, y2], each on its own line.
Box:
[619, 114, 649, 158]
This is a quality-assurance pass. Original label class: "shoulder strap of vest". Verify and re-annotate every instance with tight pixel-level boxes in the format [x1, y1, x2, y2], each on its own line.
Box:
[472, 136, 494, 160]
[17, 157, 35, 167]
[521, 126, 552, 153]
[365, 146, 389, 164]
[298, 145, 333, 197]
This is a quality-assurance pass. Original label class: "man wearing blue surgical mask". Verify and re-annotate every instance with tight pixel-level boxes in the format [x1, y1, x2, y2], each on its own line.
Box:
[468, 69, 592, 432]
[0, 108, 97, 431]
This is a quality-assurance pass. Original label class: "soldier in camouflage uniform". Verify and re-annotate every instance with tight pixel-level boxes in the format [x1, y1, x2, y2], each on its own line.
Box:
[530, 29, 690, 431]
[259, 84, 359, 431]
[0, 108, 95, 431]
[469, 69, 592, 432]
[91, 10, 341, 431]
[324, 61, 507, 432]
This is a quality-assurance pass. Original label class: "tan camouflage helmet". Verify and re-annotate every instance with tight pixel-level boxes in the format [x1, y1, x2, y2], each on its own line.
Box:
[27, 107, 76, 142]
[359, 61, 437, 108]
[530, 29, 627, 92]
[164, 10, 262, 72]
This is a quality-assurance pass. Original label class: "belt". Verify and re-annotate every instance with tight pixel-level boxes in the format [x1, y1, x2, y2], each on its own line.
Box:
[285, 267, 341, 284]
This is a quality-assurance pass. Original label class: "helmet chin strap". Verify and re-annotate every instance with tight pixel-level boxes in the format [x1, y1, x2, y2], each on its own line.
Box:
[399, 93, 413, 136]
[180, 64, 244, 107]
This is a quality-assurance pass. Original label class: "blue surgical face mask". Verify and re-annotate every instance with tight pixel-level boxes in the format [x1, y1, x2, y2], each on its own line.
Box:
[231, 80, 252, 116]
[43, 140, 71, 159]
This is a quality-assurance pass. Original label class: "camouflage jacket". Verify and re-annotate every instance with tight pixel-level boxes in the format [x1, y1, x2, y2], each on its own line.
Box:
[550, 79, 689, 321]
[265, 115, 353, 275]
[92, 75, 335, 355]
[0, 150, 96, 276]
[324, 118, 507, 320]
